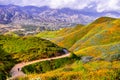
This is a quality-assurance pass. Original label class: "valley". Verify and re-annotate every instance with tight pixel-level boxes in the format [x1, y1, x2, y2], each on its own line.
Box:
[0, 17, 120, 80]
[0, 0, 120, 80]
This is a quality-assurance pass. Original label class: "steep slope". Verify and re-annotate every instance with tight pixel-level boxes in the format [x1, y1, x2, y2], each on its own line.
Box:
[51, 24, 85, 49]
[73, 19, 120, 57]
[51, 17, 116, 50]
[70, 17, 117, 51]
[75, 42, 120, 57]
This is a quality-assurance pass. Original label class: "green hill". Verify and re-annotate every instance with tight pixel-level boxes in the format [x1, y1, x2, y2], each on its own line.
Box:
[37, 24, 84, 49]
[0, 35, 65, 62]
[70, 17, 118, 51]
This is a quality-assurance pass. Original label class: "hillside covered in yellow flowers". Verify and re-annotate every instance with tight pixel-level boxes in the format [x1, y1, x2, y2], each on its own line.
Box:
[20, 17, 120, 80]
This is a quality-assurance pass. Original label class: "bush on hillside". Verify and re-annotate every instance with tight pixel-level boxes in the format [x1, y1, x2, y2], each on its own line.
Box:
[108, 53, 120, 62]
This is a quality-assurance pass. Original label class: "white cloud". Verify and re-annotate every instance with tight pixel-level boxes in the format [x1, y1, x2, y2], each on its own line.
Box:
[105, 13, 120, 18]
[48, 0, 92, 9]
[0, 0, 120, 13]
[96, 0, 120, 12]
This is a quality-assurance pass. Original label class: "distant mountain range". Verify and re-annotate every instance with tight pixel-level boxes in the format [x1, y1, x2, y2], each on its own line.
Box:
[0, 4, 95, 25]
[0, 4, 120, 32]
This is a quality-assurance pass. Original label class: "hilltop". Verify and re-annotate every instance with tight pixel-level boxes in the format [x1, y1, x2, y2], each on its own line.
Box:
[0, 35, 65, 62]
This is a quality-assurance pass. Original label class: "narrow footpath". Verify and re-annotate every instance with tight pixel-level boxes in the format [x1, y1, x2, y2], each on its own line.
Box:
[8, 53, 70, 80]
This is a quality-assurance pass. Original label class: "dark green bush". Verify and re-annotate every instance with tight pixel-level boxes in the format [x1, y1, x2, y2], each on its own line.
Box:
[70, 52, 80, 60]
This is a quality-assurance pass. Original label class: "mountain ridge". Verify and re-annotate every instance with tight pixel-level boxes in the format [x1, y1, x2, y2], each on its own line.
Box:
[0, 5, 119, 27]
[0, 4, 94, 26]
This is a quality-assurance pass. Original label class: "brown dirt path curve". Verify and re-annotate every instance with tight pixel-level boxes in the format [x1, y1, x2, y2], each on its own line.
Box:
[8, 53, 70, 80]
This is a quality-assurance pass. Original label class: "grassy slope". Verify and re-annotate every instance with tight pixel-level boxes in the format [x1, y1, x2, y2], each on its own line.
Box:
[36, 24, 84, 49]
[73, 18, 120, 57]
[4, 32, 19, 37]
[36, 30, 59, 38]
[70, 17, 118, 51]
[52, 24, 84, 49]
[36, 24, 84, 38]
[75, 42, 120, 57]
[0, 35, 64, 62]
[36, 27, 73, 38]
[24, 60, 120, 80]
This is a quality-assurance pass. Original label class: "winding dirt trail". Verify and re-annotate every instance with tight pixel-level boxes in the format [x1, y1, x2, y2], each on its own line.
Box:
[8, 53, 70, 80]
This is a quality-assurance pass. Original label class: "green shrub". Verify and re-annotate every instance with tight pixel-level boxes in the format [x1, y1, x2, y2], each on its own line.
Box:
[70, 52, 80, 60]
[108, 53, 120, 62]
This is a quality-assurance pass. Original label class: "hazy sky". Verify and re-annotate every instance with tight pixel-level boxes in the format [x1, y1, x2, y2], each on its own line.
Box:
[0, 0, 120, 13]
